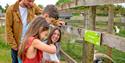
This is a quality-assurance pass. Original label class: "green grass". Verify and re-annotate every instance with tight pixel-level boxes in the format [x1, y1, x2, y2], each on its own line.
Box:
[117, 29, 125, 37]
[61, 33, 82, 62]
[0, 27, 11, 63]
[95, 45, 125, 63]
[0, 36, 11, 63]
[0, 26, 5, 34]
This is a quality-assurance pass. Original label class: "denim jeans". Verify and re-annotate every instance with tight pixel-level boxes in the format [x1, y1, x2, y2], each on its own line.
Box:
[11, 49, 18, 63]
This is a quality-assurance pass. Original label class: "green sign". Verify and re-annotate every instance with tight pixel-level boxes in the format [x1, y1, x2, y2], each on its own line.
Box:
[84, 30, 102, 46]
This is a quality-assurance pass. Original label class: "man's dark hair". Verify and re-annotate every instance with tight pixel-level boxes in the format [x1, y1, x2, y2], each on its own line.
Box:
[43, 5, 59, 20]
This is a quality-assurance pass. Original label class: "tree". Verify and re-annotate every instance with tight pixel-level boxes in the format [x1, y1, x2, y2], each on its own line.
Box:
[38, 4, 43, 9]
[0, 5, 2, 9]
[0, 5, 5, 13]
[56, 0, 72, 5]
[116, 5, 125, 15]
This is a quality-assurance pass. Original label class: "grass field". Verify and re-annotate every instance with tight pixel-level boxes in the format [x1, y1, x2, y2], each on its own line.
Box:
[0, 27, 11, 63]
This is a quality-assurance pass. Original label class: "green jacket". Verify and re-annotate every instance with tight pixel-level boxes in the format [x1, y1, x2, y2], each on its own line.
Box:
[5, 1, 42, 49]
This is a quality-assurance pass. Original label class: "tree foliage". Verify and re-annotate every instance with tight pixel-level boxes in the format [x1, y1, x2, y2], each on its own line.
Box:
[38, 4, 43, 9]
[56, 0, 72, 5]
[0, 5, 5, 13]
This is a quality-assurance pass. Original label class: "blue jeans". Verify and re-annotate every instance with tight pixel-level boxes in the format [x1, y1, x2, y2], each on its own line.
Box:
[18, 57, 22, 63]
[11, 49, 18, 63]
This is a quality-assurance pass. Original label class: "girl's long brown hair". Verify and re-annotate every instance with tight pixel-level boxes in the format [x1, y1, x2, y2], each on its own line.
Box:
[47, 27, 61, 45]
[18, 16, 49, 60]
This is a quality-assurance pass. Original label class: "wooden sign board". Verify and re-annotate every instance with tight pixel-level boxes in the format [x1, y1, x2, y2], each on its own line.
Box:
[84, 30, 102, 46]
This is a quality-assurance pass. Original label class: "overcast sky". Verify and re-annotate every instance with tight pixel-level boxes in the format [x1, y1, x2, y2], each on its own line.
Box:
[0, 0, 58, 8]
[0, 0, 125, 9]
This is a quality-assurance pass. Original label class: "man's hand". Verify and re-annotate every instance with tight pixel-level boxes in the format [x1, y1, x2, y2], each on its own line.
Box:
[56, 20, 65, 26]
[52, 19, 65, 26]
[58, 20, 65, 26]
[13, 48, 18, 51]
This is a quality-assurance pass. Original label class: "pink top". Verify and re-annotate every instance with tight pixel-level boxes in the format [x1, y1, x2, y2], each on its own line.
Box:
[23, 37, 43, 63]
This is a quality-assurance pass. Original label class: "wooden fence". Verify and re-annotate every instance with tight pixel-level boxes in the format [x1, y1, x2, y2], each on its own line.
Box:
[57, 0, 125, 63]
[0, 17, 5, 27]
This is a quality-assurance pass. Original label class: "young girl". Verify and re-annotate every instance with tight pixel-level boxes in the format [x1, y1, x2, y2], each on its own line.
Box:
[18, 16, 56, 63]
[42, 27, 61, 63]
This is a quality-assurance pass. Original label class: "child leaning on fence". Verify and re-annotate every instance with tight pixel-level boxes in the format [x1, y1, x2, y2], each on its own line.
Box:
[42, 27, 61, 63]
[18, 16, 57, 63]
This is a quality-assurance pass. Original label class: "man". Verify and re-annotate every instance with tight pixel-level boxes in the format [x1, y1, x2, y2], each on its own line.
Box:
[6, 0, 64, 63]
[6, 0, 42, 63]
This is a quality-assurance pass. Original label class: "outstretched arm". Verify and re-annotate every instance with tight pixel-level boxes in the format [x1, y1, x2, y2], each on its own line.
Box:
[32, 39, 56, 54]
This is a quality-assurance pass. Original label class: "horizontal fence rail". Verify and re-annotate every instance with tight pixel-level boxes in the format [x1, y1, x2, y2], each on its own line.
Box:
[74, 29, 125, 52]
[60, 49, 77, 63]
[57, 0, 125, 10]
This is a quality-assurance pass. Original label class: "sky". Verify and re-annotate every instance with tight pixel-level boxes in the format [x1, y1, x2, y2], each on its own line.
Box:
[0, 0, 58, 8]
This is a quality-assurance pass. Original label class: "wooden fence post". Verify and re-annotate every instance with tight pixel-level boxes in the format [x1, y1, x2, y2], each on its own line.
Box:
[82, 6, 96, 63]
[106, 4, 114, 63]
[83, 10, 89, 29]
